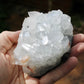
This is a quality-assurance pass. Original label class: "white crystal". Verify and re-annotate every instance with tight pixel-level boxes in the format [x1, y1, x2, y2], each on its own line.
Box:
[14, 10, 73, 77]
[42, 36, 48, 45]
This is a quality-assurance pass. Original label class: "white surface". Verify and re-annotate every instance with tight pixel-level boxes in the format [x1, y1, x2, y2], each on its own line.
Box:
[14, 10, 73, 77]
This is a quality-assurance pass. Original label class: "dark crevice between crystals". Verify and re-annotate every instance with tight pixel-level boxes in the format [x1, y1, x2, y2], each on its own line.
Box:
[34, 36, 73, 78]
[33, 51, 71, 78]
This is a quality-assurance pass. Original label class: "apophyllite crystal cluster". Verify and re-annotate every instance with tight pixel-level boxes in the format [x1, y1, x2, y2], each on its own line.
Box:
[14, 10, 73, 77]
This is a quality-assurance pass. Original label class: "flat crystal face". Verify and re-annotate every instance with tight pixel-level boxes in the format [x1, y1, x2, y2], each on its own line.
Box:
[14, 10, 73, 77]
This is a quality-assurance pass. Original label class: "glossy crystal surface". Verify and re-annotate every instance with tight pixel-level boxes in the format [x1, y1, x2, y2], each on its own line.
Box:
[14, 10, 73, 77]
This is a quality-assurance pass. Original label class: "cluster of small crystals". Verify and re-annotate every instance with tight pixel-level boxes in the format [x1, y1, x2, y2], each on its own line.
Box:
[14, 10, 73, 77]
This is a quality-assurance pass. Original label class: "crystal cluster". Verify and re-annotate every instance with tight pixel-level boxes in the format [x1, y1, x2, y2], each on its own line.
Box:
[14, 10, 73, 77]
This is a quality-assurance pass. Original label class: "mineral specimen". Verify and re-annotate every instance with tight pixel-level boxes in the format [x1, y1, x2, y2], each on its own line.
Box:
[13, 10, 73, 77]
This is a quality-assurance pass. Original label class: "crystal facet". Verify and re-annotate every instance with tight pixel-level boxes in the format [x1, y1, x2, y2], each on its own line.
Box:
[14, 10, 73, 77]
